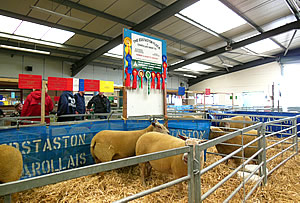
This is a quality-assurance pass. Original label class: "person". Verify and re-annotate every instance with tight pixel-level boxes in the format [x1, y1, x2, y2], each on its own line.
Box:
[74, 91, 85, 120]
[87, 92, 111, 119]
[57, 91, 76, 122]
[21, 89, 54, 124]
[10, 102, 23, 126]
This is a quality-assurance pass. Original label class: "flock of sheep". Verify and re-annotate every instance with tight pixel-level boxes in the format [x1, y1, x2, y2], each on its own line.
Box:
[0, 116, 257, 193]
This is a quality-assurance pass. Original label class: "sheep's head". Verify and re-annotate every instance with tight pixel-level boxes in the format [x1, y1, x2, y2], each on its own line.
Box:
[209, 126, 226, 140]
[151, 120, 169, 134]
[178, 135, 206, 163]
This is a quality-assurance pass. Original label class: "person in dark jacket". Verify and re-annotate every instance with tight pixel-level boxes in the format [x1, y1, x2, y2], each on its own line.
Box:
[21, 89, 54, 124]
[74, 91, 85, 120]
[87, 92, 111, 119]
[10, 102, 23, 126]
[57, 91, 76, 122]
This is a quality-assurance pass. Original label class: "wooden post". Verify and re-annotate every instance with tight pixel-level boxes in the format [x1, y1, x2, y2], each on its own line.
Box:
[232, 93, 234, 110]
[123, 87, 127, 119]
[41, 80, 46, 124]
[163, 85, 167, 120]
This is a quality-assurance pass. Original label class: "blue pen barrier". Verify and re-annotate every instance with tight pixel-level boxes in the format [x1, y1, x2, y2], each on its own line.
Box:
[0, 119, 211, 180]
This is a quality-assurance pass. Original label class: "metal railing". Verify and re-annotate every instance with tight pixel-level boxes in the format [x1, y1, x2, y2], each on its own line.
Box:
[0, 115, 298, 202]
[0, 146, 194, 203]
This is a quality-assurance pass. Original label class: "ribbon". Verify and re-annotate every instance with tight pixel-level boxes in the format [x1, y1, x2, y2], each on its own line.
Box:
[156, 72, 161, 90]
[125, 67, 131, 87]
[151, 71, 156, 89]
[145, 71, 151, 95]
[132, 68, 138, 89]
[138, 70, 144, 89]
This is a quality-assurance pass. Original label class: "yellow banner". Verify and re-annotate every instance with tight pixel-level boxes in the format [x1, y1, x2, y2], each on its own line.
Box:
[100, 81, 114, 93]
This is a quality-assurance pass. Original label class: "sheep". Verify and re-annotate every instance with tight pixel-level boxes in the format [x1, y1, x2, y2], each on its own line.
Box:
[90, 120, 169, 163]
[0, 144, 23, 183]
[136, 132, 205, 186]
[182, 115, 204, 119]
[219, 115, 253, 131]
[209, 126, 258, 166]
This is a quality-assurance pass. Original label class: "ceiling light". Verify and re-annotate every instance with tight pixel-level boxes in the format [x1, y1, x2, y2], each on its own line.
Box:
[222, 63, 233, 67]
[41, 28, 75, 44]
[183, 74, 197, 78]
[0, 32, 64, 48]
[245, 38, 280, 53]
[14, 21, 50, 39]
[0, 15, 21, 34]
[31, 6, 87, 24]
[170, 60, 184, 66]
[178, 0, 247, 33]
[183, 63, 210, 72]
[0, 45, 50, 55]
[103, 53, 123, 59]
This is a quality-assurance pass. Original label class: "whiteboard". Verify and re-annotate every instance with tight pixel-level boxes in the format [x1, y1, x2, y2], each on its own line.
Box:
[127, 88, 164, 117]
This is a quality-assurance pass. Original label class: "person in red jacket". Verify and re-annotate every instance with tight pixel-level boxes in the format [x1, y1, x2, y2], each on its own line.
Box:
[21, 89, 54, 124]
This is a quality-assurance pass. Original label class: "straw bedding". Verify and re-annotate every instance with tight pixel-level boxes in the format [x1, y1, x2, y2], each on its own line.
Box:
[1, 140, 299, 203]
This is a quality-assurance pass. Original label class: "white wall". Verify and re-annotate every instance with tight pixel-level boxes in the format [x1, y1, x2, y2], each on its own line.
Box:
[189, 62, 282, 106]
[0, 52, 186, 89]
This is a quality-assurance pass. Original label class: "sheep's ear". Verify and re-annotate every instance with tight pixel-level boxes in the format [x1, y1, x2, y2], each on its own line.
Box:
[178, 134, 187, 141]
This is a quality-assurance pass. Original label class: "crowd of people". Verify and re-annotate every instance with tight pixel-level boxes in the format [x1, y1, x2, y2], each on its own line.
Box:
[3, 90, 111, 125]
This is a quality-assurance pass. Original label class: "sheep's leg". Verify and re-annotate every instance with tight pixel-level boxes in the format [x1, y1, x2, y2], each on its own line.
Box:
[139, 162, 150, 186]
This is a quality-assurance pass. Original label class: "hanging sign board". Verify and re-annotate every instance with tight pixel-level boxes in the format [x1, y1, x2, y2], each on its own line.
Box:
[84, 79, 99, 91]
[205, 88, 211, 95]
[123, 29, 167, 89]
[48, 77, 67, 91]
[178, 87, 186, 96]
[79, 79, 85, 91]
[18, 74, 42, 89]
[100, 81, 114, 93]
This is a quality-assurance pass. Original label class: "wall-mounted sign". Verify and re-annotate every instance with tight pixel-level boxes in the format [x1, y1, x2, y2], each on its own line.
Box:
[100, 81, 114, 93]
[205, 88, 211, 95]
[18, 74, 42, 89]
[84, 79, 99, 91]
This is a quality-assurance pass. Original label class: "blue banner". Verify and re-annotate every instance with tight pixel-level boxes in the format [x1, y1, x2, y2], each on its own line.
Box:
[168, 119, 211, 140]
[0, 120, 154, 179]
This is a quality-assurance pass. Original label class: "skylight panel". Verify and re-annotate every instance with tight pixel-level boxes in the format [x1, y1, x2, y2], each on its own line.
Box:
[183, 63, 210, 72]
[104, 44, 123, 58]
[41, 28, 75, 44]
[0, 15, 21, 34]
[14, 21, 50, 39]
[178, 0, 247, 33]
[245, 39, 280, 53]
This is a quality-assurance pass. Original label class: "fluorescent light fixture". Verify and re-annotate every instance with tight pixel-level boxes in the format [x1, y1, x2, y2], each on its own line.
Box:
[245, 38, 280, 53]
[41, 28, 75, 44]
[103, 52, 123, 59]
[222, 63, 233, 68]
[14, 21, 50, 39]
[104, 44, 123, 58]
[178, 0, 246, 33]
[0, 32, 64, 48]
[170, 60, 184, 66]
[31, 6, 87, 24]
[0, 15, 21, 34]
[0, 45, 50, 55]
[183, 74, 197, 78]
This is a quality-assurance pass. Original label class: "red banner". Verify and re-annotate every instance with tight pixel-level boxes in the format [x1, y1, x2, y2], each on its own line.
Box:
[84, 79, 99, 91]
[66, 78, 73, 91]
[48, 77, 67, 91]
[18, 74, 42, 89]
[205, 88, 211, 95]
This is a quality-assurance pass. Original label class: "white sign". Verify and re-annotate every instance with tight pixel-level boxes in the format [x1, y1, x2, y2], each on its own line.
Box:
[73, 78, 79, 92]
[132, 33, 162, 65]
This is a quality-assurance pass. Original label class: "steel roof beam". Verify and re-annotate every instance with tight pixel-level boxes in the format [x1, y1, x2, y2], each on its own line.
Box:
[219, 0, 286, 50]
[169, 21, 300, 72]
[72, 0, 199, 76]
[0, 9, 112, 41]
[188, 46, 300, 86]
